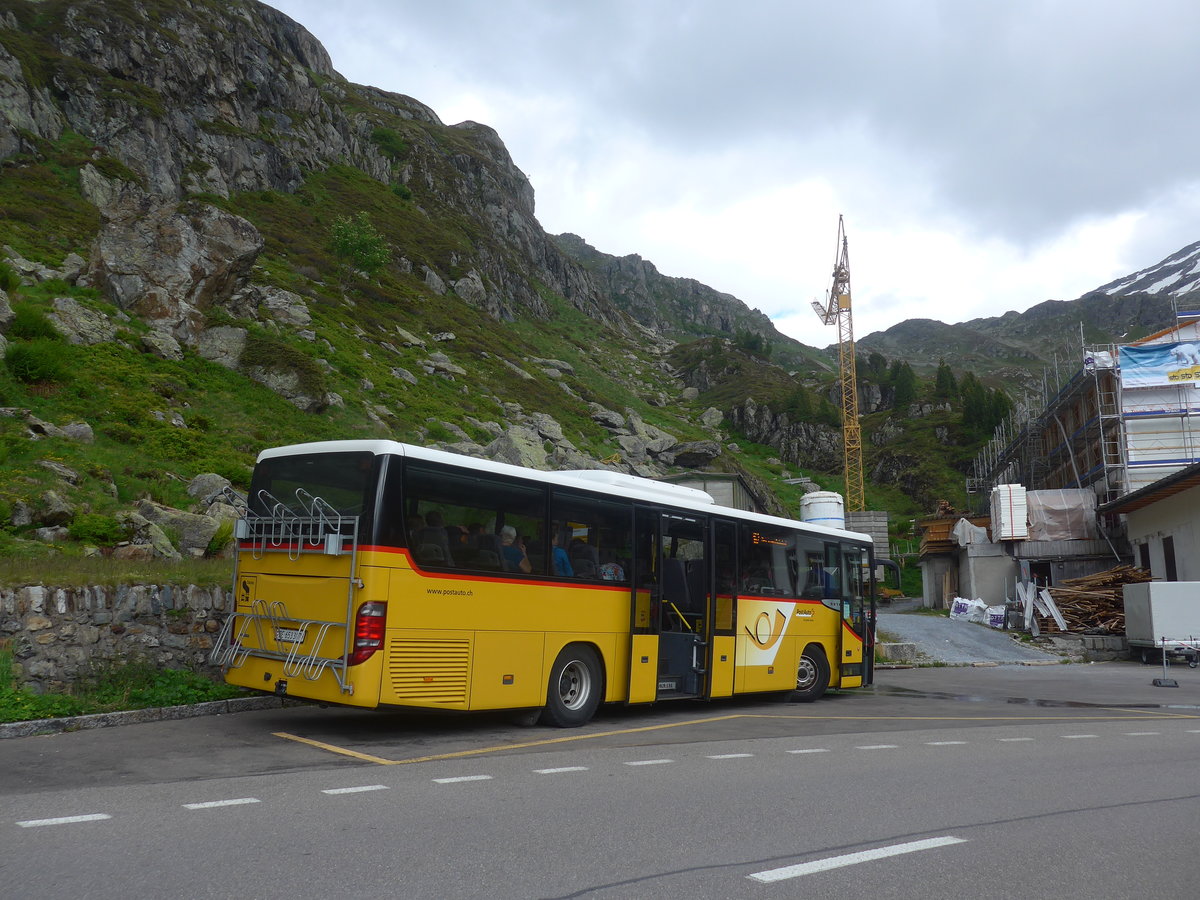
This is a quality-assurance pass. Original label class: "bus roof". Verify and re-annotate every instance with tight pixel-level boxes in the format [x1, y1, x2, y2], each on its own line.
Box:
[257, 439, 871, 544]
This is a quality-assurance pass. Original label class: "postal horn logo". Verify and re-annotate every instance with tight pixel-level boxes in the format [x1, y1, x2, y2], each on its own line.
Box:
[746, 609, 788, 651]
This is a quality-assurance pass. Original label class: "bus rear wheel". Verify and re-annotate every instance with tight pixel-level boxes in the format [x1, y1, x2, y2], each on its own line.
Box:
[792, 645, 830, 703]
[540, 645, 602, 727]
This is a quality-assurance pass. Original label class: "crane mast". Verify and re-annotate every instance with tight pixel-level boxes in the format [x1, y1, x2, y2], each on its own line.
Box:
[811, 215, 865, 512]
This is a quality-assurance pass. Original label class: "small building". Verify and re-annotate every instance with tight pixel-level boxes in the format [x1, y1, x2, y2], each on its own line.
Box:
[661, 472, 768, 514]
[1099, 460, 1200, 581]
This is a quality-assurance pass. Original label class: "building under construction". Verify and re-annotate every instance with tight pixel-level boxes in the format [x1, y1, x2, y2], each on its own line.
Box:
[969, 318, 1200, 505]
[918, 318, 1200, 609]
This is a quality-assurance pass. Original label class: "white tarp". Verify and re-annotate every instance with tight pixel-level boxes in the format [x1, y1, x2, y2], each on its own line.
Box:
[951, 517, 989, 546]
[1026, 489, 1098, 541]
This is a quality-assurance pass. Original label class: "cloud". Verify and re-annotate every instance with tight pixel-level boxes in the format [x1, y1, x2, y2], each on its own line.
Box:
[269, 0, 1200, 338]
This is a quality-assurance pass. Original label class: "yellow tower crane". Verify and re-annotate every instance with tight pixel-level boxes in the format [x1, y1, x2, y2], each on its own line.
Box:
[811, 215, 865, 512]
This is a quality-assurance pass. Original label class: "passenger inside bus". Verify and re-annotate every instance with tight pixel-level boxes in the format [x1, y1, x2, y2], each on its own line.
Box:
[411, 510, 455, 566]
[499, 525, 532, 574]
[551, 530, 574, 577]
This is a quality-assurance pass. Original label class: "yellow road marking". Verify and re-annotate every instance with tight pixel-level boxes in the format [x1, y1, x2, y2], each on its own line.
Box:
[274, 706, 1199, 766]
[273, 732, 397, 765]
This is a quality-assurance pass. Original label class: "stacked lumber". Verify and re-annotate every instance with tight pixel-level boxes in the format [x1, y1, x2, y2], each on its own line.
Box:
[1041, 565, 1152, 633]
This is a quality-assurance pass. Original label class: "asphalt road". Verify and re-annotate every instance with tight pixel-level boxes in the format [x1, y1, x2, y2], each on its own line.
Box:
[878, 602, 1062, 664]
[3, 662, 1199, 898]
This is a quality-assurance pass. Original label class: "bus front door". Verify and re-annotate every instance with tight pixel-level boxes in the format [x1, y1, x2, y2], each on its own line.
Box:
[633, 510, 710, 700]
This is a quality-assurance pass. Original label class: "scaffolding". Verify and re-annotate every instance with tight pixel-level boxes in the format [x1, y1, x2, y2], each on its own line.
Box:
[969, 323, 1200, 509]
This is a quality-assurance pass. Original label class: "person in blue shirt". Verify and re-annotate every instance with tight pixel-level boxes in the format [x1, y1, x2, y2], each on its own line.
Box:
[499, 525, 531, 574]
[552, 530, 574, 577]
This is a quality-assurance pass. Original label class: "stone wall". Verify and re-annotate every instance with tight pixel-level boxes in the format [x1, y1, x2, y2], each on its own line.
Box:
[1, 583, 231, 693]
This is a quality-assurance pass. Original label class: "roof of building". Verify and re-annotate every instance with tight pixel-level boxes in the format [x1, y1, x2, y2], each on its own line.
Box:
[1099, 460, 1200, 514]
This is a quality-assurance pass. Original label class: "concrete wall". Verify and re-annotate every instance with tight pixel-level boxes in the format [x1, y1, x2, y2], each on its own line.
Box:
[1126, 482, 1200, 581]
[1, 583, 230, 693]
[960, 544, 1017, 605]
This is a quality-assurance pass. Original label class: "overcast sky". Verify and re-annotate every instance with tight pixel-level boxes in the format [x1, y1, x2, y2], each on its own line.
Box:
[269, 0, 1200, 344]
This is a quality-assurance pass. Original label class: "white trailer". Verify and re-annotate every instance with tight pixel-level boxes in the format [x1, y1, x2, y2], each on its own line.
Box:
[1122, 582, 1200, 664]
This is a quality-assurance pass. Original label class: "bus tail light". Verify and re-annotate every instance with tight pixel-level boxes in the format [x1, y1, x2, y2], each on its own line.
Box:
[348, 601, 387, 665]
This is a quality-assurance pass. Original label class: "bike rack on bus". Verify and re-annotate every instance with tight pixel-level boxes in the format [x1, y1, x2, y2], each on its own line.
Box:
[210, 489, 360, 695]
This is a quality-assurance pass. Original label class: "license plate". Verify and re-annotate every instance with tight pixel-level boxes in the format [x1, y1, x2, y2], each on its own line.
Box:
[275, 627, 306, 644]
[657, 679, 677, 691]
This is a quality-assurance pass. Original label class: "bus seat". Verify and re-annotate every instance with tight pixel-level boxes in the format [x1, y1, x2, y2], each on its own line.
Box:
[569, 541, 599, 579]
[473, 549, 501, 570]
[415, 543, 446, 565]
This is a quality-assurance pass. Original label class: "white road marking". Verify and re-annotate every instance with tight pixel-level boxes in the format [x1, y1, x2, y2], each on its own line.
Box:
[322, 785, 389, 794]
[17, 813, 111, 828]
[183, 798, 260, 810]
[855, 744, 898, 750]
[1062, 734, 1097, 739]
[707, 753, 754, 759]
[1122, 732, 1161, 736]
[925, 741, 968, 746]
[997, 737, 1034, 742]
[534, 766, 589, 774]
[748, 836, 968, 882]
[624, 759, 673, 766]
[432, 775, 493, 784]
[787, 748, 831, 755]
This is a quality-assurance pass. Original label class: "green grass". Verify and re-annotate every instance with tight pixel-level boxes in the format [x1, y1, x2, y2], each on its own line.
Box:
[0, 644, 245, 723]
[0, 556, 232, 589]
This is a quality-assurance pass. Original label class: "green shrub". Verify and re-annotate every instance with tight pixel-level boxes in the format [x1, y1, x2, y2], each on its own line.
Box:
[206, 519, 235, 557]
[5, 338, 71, 383]
[68, 513, 130, 547]
[101, 421, 138, 443]
[330, 212, 389, 274]
[8, 303, 60, 340]
[0, 261, 19, 292]
[370, 127, 408, 161]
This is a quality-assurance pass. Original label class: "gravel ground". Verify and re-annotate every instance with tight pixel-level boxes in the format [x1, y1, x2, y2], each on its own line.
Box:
[878, 602, 1062, 665]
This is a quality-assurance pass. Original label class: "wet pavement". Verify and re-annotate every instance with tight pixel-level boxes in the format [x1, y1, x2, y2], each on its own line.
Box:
[878, 600, 1063, 664]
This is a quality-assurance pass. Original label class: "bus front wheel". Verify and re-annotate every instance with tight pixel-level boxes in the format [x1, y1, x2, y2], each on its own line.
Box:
[540, 645, 602, 728]
[793, 645, 830, 703]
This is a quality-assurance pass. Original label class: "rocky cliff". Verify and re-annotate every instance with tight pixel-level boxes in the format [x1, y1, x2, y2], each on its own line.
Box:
[0, 0, 859, 568]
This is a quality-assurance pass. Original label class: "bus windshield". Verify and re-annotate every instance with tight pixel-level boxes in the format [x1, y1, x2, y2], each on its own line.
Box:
[248, 451, 378, 523]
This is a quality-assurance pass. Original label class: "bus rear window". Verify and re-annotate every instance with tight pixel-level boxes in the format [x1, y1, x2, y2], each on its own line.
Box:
[248, 452, 378, 520]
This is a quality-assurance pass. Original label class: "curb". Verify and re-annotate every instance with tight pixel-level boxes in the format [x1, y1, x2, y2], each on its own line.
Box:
[0, 695, 301, 740]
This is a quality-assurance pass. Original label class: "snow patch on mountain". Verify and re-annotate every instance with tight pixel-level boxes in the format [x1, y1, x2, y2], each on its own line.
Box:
[1099, 240, 1200, 298]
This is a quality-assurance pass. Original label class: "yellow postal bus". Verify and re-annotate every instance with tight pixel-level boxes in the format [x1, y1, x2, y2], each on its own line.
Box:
[213, 440, 876, 726]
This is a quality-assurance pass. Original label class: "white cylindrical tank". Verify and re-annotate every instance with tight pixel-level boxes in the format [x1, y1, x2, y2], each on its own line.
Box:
[800, 491, 845, 530]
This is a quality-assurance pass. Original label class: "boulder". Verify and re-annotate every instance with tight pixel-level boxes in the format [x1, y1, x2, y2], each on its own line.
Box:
[423, 352, 466, 377]
[484, 426, 548, 469]
[187, 473, 233, 506]
[589, 403, 626, 431]
[422, 266, 447, 295]
[452, 270, 487, 307]
[0, 288, 13, 330]
[88, 197, 264, 344]
[197, 325, 247, 369]
[394, 326, 425, 347]
[134, 500, 221, 558]
[37, 490, 74, 526]
[141, 329, 184, 361]
[528, 412, 565, 443]
[668, 440, 722, 468]
[242, 365, 327, 413]
[227, 284, 311, 328]
[47, 297, 117, 345]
